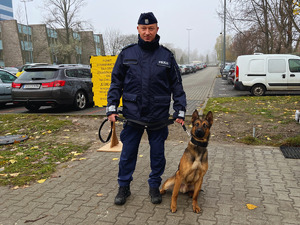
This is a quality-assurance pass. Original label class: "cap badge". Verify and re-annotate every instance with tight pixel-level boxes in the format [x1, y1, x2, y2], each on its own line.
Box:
[145, 19, 149, 24]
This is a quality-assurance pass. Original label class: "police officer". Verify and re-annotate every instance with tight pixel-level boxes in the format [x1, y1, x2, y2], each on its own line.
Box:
[107, 12, 186, 205]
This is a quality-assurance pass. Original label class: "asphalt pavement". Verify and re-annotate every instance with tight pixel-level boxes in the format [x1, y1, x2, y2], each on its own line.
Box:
[0, 67, 299, 224]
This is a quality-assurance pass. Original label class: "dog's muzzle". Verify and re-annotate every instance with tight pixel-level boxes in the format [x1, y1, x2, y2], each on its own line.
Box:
[195, 128, 205, 138]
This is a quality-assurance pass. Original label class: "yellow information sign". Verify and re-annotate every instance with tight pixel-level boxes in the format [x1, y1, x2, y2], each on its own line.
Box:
[91, 55, 120, 107]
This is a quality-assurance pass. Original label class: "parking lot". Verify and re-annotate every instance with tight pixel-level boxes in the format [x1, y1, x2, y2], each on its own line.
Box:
[1, 68, 300, 115]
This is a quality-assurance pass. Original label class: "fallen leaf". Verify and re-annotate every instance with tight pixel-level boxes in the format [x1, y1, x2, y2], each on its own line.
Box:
[226, 134, 232, 137]
[79, 158, 86, 161]
[97, 193, 103, 197]
[9, 173, 20, 177]
[11, 186, 19, 190]
[246, 204, 258, 210]
[112, 158, 119, 161]
[73, 153, 82, 156]
[37, 179, 47, 184]
[9, 159, 17, 164]
[139, 155, 143, 157]
[0, 174, 8, 177]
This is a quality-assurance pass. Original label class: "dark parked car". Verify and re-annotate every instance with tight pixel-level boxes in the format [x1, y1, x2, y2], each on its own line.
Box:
[12, 65, 93, 111]
[221, 63, 235, 80]
[0, 69, 17, 106]
[227, 71, 235, 85]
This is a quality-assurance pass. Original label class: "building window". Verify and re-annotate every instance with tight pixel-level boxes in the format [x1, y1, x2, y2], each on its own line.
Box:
[47, 28, 58, 64]
[18, 24, 33, 64]
[94, 34, 101, 56]
[0, 24, 3, 66]
[73, 32, 82, 63]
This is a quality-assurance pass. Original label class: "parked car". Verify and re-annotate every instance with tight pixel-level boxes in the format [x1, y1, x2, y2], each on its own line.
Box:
[221, 63, 235, 80]
[16, 63, 49, 77]
[3, 67, 19, 75]
[179, 65, 189, 75]
[0, 69, 17, 106]
[12, 64, 93, 111]
[234, 54, 300, 96]
[227, 71, 235, 85]
[179, 65, 186, 75]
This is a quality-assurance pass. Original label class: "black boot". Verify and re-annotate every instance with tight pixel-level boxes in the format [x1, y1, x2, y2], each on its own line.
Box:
[114, 186, 131, 205]
[149, 187, 162, 204]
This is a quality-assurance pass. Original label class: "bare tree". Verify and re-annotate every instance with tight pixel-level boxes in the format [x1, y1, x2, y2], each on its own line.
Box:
[219, 0, 300, 55]
[42, 0, 92, 63]
[103, 28, 138, 55]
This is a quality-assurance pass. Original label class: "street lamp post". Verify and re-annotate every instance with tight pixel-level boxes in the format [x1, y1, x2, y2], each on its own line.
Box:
[21, 0, 33, 63]
[223, 0, 226, 68]
[187, 28, 192, 64]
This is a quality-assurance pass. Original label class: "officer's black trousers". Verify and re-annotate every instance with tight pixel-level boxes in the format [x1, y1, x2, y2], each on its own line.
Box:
[118, 124, 169, 188]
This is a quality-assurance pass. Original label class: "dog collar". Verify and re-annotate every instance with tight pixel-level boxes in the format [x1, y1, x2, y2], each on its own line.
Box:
[191, 137, 208, 147]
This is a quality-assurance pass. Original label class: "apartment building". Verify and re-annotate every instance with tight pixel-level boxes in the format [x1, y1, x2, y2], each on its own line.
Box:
[0, 19, 105, 67]
[0, 0, 13, 21]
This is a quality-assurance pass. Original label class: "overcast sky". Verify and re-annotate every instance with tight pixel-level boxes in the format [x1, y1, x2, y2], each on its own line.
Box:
[12, 0, 222, 56]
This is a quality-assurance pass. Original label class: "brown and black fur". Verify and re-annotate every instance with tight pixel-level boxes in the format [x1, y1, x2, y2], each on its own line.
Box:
[160, 110, 213, 213]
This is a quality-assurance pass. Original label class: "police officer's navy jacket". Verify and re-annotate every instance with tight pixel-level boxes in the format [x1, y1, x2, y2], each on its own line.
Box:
[106, 35, 186, 123]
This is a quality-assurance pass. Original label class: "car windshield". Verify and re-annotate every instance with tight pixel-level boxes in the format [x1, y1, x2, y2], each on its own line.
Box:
[224, 65, 231, 70]
[18, 70, 58, 81]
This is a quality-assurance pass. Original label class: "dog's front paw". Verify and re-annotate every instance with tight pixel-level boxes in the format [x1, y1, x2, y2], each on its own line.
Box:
[193, 205, 201, 213]
[171, 202, 177, 213]
[171, 207, 177, 213]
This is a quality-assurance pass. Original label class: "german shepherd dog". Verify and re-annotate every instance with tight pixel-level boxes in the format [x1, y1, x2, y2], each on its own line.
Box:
[160, 110, 213, 213]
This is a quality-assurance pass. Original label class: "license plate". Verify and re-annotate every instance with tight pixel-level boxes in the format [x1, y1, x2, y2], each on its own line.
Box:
[23, 84, 41, 89]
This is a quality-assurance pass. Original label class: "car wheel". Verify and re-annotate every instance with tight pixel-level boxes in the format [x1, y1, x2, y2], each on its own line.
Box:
[73, 91, 87, 110]
[251, 84, 266, 96]
[25, 103, 41, 112]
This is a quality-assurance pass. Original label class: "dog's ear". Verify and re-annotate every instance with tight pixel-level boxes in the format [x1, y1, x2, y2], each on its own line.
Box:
[191, 109, 199, 124]
[205, 111, 213, 128]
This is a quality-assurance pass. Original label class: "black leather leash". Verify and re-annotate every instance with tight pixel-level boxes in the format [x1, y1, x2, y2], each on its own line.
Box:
[98, 117, 189, 143]
[98, 118, 113, 143]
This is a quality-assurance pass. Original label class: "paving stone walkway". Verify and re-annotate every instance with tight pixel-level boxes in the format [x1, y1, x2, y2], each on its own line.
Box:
[0, 141, 299, 224]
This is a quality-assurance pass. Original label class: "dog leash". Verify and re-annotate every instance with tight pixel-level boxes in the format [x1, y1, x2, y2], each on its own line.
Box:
[182, 124, 191, 137]
[98, 117, 189, 143]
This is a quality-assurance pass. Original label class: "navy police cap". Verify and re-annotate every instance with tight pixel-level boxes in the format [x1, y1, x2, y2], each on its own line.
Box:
[138, 12, 158, 25]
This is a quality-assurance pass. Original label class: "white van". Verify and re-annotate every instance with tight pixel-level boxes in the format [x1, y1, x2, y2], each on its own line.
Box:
[234, 54, 300, 96]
